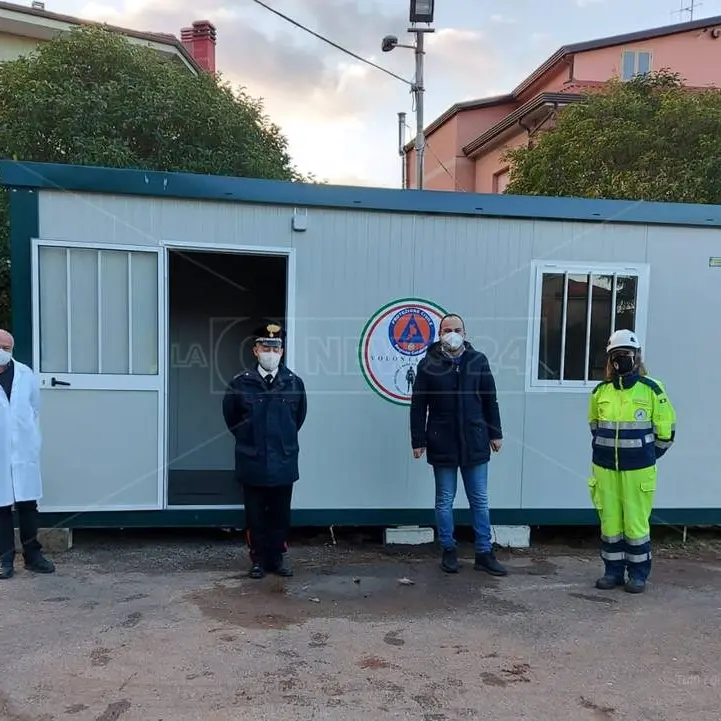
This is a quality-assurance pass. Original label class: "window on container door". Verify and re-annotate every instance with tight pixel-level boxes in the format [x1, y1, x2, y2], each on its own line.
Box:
[537, 272, 638, 382]
[621, 50, 651, 80]
[38, 246, 159, 375]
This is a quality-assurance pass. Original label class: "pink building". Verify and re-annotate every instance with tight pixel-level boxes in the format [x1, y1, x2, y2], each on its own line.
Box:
[0, 0, 217, 74]
[404, 14, 721, 193]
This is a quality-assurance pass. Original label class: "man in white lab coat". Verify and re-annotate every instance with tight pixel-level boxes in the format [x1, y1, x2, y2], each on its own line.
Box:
[0, 329, 55, 579]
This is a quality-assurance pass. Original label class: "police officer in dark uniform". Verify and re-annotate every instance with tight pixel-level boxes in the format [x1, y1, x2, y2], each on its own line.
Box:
[222, 322, 307, 579]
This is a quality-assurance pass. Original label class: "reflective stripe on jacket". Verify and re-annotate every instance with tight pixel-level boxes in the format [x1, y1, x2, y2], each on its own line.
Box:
[588, 371, 676, 471]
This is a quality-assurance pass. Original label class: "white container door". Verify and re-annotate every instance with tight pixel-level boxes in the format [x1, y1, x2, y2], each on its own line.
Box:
[31, 240, 165, 512]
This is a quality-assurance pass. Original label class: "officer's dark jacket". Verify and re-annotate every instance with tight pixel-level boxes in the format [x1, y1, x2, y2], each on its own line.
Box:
[410, 341, 502, 467]
[222, 364, 307, 487]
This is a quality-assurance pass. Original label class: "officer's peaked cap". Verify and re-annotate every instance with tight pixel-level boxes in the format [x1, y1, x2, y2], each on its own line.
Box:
[252, 322, 285, 345]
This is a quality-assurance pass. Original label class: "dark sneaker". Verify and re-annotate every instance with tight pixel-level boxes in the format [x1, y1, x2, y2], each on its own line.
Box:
[24, 555, 55, 574]
[273, 561, 293, 578]
[624, 578, 646, 594]
[265, 554, 293, 577]
[248, 563, 265, 579]
[595, 574, 625, 590]
[474, 552, 507, 576]
[0, 563, 13, 580]
[441, 548, 459, 573]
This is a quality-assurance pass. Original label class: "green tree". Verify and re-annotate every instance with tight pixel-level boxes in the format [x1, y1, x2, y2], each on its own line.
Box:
[503, 70, 721, 204]
[0, 25, 312, 328]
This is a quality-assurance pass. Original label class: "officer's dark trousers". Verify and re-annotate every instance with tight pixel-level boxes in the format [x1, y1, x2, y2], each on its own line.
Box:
[0, 500, 43, 564]
[243, 484, 293, 566]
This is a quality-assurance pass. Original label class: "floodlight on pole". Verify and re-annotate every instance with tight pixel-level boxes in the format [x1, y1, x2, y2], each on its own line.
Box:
[381, 0, 434, 190]
[409, 0, 434, 24]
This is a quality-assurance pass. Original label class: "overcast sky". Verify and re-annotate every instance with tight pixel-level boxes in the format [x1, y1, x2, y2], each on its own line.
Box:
[50, 0, 721, 186]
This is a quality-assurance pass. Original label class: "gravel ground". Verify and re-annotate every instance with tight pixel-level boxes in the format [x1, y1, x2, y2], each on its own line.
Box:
[2, 527, 721, 721]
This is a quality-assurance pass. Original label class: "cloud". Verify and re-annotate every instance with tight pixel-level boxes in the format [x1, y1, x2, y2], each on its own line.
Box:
[78, 0, 506, 184]
[425, 28, 495, 74]
[330, 172, 388, 188]
[490, 14, 517, 24]
[81, 0, 411, 119]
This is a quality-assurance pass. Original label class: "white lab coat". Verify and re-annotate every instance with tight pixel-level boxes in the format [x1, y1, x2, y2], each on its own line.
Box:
[0, 360, 42, 507]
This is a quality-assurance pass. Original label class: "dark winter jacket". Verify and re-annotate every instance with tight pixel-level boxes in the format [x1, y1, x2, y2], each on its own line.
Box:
[222, 365, 307, 487]
[409, 341, 502, 467]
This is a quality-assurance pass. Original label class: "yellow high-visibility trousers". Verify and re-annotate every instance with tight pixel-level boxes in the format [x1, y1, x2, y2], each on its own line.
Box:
[588, 464, 656, 582]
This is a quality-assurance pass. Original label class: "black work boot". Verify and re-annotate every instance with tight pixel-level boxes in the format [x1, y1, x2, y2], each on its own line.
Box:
[24, 553, 55, 574]
[271, 556, 293, 577]
[441, 548, 459, 573]
[0, 561, 13, 579]
[624, 578, 646, 594]
[474, 551, 508, 576]
[595, 574, 625, 590]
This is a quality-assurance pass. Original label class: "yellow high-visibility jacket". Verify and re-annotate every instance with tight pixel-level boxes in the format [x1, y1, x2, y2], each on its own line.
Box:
[588, 373, 676, 471]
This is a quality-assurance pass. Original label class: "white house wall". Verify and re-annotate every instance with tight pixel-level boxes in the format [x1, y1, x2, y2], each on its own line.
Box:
[36, 190, 720, 513]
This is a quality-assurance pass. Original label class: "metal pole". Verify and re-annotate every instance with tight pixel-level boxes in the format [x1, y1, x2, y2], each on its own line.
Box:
[414, 29, 425, 190]
[398, 111, 407, 188]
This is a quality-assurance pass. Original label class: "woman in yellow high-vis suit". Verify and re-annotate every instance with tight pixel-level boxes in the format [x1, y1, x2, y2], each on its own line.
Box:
[588, 329, 676, 594]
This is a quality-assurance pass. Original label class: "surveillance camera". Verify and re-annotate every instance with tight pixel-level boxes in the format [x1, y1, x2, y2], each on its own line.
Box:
[382, 35, 398, 52]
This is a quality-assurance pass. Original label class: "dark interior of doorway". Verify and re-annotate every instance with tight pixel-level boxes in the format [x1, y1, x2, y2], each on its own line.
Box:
[167, 249, 287, 506]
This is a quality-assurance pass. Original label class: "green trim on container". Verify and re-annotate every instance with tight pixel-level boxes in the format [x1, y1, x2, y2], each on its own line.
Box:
[28, 507, 721, 530]
[3, 159, 721, 228]
[8, 188, 37, 365]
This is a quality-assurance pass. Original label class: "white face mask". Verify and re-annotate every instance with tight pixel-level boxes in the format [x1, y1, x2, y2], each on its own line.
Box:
[258, 351, 281, 372]
[441, 332, 464, 351]
[0, 349, 12, 366]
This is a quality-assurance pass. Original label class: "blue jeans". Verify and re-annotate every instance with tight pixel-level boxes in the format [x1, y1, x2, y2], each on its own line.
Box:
[433, 463, 492, 554]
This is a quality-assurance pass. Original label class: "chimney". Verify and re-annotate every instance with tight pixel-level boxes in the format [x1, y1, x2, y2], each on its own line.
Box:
[180, 20, 216, 73]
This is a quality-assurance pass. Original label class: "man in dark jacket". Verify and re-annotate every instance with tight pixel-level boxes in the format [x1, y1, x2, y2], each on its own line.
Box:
[410, 313, 507, 576]
[222, 322, 307, 579]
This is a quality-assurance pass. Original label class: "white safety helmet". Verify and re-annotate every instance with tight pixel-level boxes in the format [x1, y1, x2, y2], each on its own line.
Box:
[606, 329, 641, 353]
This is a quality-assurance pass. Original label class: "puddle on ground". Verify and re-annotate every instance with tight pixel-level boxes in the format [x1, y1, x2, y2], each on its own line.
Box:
[185, 561, 530, 629]
[287, 574, 392, 599]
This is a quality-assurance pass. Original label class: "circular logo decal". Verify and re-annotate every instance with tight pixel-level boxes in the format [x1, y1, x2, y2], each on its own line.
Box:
[359, 298, 447, 405]
[634, 408, 648, 421]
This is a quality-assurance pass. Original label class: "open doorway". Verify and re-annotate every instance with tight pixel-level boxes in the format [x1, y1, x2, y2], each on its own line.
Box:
[166, 249, 288, 507]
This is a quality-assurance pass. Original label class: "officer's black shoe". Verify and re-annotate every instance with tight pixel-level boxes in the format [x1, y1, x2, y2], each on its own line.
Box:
[474, 552, 508, 576]
[273, 561, 293, 578]
[595, 575, 625, 590]
[0, 563, 13, 580]
[248, 563, 265, 579]
[266, 555, 293, 577]
[441, 548, 459, 573]
[24, 554, 55, 574]
[624, 578, 646, 594]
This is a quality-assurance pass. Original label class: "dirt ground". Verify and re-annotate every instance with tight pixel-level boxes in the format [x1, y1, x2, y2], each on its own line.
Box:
[2, 527, 721, 721]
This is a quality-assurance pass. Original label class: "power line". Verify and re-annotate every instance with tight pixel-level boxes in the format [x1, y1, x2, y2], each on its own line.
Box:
[250, 0, 412, 86]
